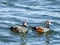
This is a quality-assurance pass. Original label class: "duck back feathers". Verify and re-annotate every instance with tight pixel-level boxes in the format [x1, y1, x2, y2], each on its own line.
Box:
[11, 25, 28, 33]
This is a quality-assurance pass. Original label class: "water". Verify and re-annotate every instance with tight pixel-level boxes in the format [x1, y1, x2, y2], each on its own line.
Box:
[0, 0, 60, 45]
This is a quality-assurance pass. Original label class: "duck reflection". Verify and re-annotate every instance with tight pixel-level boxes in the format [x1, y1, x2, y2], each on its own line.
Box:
[45, 32, 50, 45]
[20, 33, 27, 45]
[37, 31, 51, 45]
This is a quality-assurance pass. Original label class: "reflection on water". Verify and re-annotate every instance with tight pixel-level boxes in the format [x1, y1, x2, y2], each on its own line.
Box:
[45, 32, 50, 45]
[20, 33, 27, 45]
[13, 31, 52, 45]
[36, 30, 52, 45]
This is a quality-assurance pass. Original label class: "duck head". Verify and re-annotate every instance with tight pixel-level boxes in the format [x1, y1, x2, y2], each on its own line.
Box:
[45, 20, 51, 28]
[22, 21, 27, 27]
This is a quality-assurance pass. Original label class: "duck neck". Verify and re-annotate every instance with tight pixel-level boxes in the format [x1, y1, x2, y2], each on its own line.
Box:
[45, 23, 50, 28]
[45, 25, 49, 28]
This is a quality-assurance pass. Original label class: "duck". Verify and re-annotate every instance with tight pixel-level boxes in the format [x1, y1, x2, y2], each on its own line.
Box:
[10, 21, 28, 33]
[31, 20, 51, 33]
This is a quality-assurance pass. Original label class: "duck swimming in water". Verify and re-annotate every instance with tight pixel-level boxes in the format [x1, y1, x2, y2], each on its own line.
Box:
[10, 21, 28, 33]
[31, 20, 51, 33]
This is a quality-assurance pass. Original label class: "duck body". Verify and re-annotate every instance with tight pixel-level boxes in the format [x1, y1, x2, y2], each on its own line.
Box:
[31, 20, 51, 33]
[10, 21, 28, 33]
[32, 26, 49, 33]
[10, 25, 28, 33]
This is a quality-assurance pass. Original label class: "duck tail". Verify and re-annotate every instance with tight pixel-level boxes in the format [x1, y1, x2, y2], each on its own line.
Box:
[9, 27, 13, 30]
[31, 27, 36, 30]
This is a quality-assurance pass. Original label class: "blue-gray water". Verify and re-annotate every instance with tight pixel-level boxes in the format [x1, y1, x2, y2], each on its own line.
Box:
[0, 0, 60, 45]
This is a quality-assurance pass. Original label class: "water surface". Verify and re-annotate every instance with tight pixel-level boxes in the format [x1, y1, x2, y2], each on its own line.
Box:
[0, 0, 60, 45]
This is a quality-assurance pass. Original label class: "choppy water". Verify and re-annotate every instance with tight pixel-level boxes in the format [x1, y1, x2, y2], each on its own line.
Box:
[0, 0, 60, 45]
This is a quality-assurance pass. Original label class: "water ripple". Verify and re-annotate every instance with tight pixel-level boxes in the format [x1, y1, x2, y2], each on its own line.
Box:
[0, 0, 60, 45]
